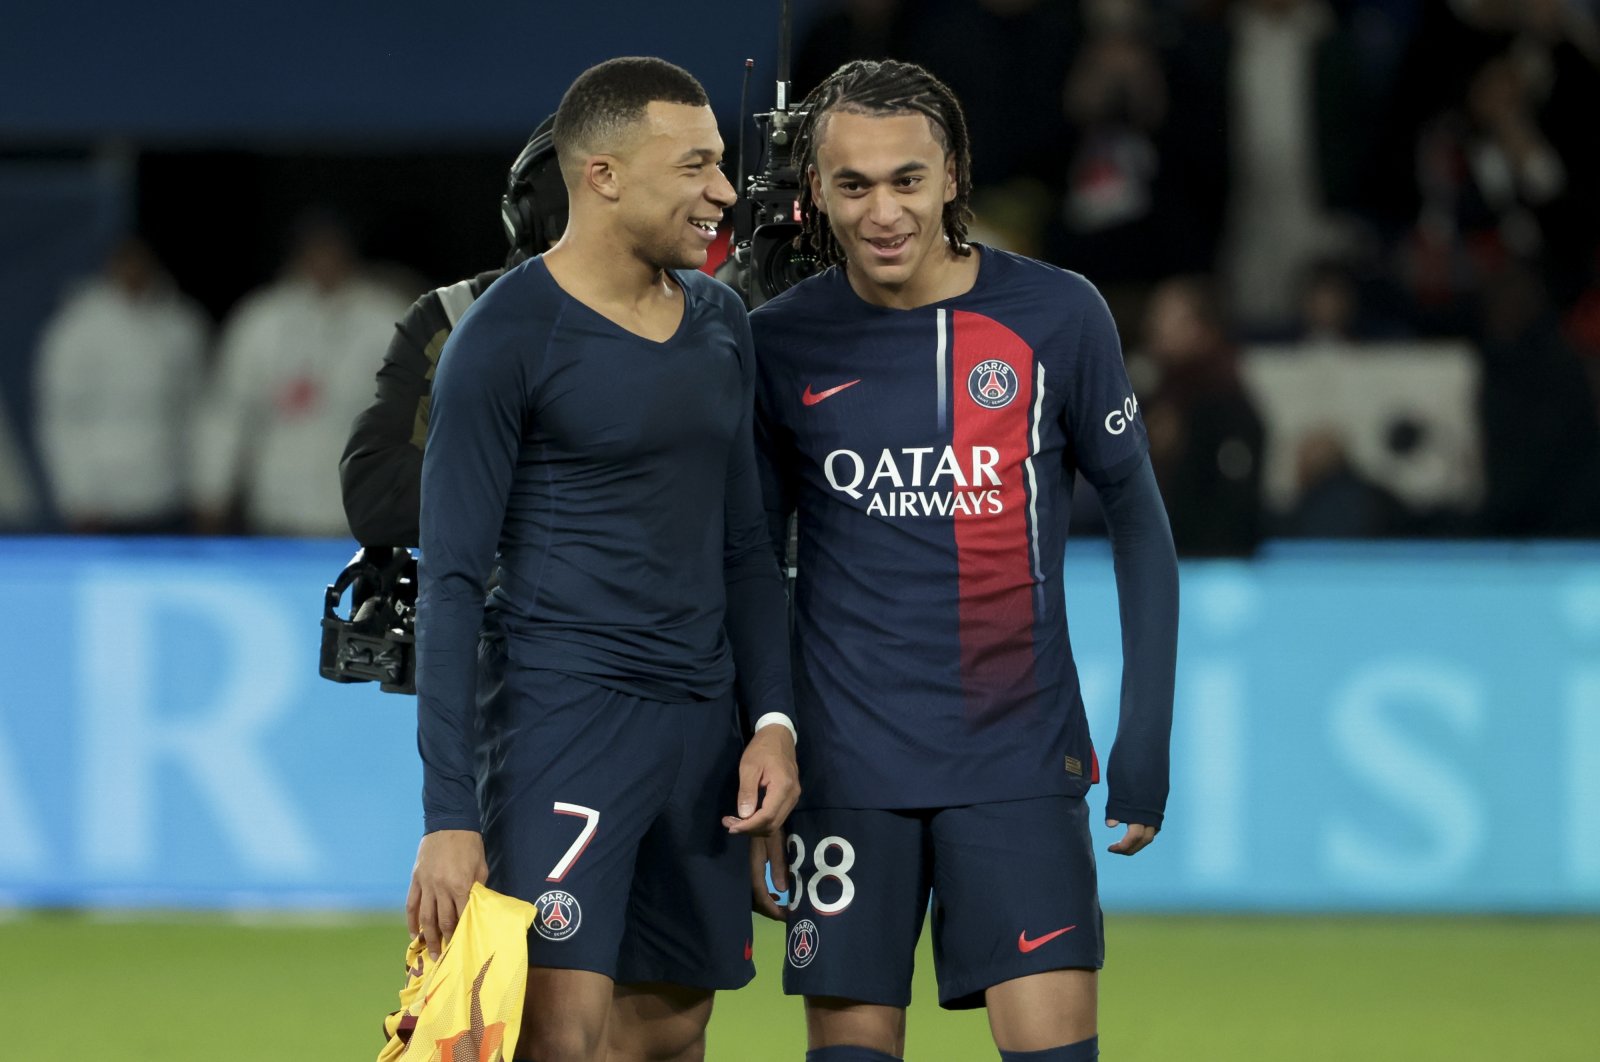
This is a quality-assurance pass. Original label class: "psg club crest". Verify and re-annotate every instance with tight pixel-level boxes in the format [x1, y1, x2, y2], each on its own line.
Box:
[787, 918, 819, 968]
[534, 890, 582, 941]
[967, 359, 1018, 409]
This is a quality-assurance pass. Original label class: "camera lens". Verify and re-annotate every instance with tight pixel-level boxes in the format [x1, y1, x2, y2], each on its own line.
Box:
[760, 239, 821, 299]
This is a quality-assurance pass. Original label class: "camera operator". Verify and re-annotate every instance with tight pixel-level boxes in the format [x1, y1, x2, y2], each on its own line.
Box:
[320, 120, 566, 693]
[339, 117, 568, 548]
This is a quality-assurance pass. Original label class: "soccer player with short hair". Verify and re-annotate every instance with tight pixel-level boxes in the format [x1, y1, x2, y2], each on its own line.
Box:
[749, 59, 1179, 1062]
[411, 57, 799, 1062]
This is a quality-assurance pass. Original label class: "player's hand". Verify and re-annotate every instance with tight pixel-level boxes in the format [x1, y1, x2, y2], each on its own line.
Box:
[406, 829, 488, 960]
[722, 723, 799, 836]
[749, 831, 789, 921]
[1106, 819, 1159, 857]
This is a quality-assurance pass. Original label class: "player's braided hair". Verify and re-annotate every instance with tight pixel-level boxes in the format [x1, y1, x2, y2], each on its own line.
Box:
[792, 59, 975, 270]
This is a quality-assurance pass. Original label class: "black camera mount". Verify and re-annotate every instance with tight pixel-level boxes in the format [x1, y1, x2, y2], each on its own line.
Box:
[319, 546, 417, 694]
[723, 0, 822, 307]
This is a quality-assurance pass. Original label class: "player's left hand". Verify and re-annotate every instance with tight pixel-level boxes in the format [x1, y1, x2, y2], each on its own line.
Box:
[723, 723, 799, 836]
[1106, 818, 1159, 856]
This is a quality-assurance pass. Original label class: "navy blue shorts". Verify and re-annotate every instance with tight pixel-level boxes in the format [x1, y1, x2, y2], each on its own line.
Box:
[476, 646, 754, 991]
[781, 796, 1103, 1009]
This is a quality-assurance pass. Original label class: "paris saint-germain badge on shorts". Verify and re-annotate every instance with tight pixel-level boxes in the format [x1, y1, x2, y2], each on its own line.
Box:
[787, 918, 819, 968]
[534, 890, 582, 941]
[968, 359, 1018, 409]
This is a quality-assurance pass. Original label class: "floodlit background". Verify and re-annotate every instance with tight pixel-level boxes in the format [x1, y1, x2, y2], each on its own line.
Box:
[2, 1, 1598, 1059]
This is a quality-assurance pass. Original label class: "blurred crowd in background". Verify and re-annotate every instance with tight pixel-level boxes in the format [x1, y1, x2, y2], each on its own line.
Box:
[5, 0, 1600, 555]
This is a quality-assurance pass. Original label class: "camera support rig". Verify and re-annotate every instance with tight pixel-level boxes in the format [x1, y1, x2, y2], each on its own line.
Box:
[723, 0, 821, 308]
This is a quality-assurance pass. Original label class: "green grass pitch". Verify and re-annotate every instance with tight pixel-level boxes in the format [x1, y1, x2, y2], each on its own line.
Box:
[3, 912, 1595, 1060]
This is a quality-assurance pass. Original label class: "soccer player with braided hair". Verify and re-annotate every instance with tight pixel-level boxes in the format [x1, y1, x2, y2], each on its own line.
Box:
[789, 59, 977, 275]
[748, 59, 1179, 1062]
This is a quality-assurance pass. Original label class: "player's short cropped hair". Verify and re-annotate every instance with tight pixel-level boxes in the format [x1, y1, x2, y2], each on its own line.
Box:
[553, 57, 710, 174]
[793, 59, 975, 269]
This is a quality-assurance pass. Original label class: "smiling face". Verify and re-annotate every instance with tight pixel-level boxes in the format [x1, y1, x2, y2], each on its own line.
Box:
[612, 100, 735, 272]
[809, 109, 959, 306]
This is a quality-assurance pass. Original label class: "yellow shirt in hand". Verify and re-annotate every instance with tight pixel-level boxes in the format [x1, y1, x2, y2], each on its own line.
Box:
[378, 882, 537, 1062]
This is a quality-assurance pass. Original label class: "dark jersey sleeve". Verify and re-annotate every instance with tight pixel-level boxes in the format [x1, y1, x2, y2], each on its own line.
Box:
[1096, 454, 1178, 829]
[750, 317, 799, 572]
[340, 272, 502, 547]
[721, 296, 795, 729]
[1055, 276, 1175, 827]
[415, 289, 527, 834]
[1062, 278, 1148, 487]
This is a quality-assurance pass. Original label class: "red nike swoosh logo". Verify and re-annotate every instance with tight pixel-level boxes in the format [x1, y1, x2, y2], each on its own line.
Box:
[1017, 926, 1077, 953]
[802, 379, 861, 406]
[743, 939, 753, 961]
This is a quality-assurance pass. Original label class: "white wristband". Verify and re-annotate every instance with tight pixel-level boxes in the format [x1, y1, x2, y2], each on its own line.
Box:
[754, 712, 797, 744]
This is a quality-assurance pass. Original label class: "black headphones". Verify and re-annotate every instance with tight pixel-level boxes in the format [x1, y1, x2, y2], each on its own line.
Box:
[500, 113, 569, 257]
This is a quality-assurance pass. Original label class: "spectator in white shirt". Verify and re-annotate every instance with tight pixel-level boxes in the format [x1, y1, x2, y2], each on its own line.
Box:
[193, 213, 408, 536]
[35, 237, 208, 533]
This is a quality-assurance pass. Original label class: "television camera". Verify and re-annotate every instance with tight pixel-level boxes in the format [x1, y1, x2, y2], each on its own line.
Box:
[720, 0, 823, 307]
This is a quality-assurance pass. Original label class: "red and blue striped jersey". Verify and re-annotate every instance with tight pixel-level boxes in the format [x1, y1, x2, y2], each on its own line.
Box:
[752, 247, 1147, 809]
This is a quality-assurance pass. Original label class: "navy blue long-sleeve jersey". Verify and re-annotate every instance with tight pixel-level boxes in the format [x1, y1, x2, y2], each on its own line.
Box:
[416, 257, 792, 834]
[751, 247, 1177, 824]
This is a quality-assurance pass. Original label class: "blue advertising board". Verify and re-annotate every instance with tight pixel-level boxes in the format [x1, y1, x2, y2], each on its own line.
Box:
[0, 538, 1596, 912]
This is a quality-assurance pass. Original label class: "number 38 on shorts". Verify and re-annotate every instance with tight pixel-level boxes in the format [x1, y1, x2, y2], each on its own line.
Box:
[786, 833, 857, 914]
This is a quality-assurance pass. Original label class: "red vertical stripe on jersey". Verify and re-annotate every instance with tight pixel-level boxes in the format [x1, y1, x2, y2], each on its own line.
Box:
[950, 311, 1037, 720]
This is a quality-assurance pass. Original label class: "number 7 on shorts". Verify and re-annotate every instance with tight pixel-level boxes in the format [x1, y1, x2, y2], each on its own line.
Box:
[547, 802, 600, 881]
